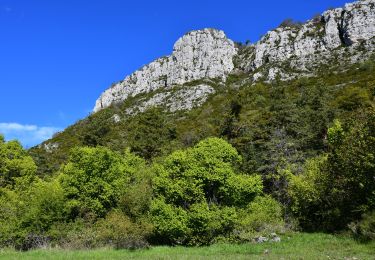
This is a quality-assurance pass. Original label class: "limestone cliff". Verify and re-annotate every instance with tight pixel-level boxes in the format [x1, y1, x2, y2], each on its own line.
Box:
[94, 29, 236, 112]
[237, 0, 375, 80]
[94, 0, 375, 113]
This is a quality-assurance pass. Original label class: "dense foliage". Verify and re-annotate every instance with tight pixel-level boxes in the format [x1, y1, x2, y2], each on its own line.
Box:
[0, 137, 283, 249]
[288, 108, 375, 231]
[1, 58, 375, 250]
[151, 138, 265, 245]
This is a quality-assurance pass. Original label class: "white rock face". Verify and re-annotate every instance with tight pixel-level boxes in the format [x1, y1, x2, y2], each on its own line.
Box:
[40, 142, 59, 153]
[94, 0, 375, 113]
[125, 84, 215, 114]
[342, 0, 375, 44]
[238, 0, 375, 80]
[94, 29, 236, 112]
[323, 8, 343, 48]
[111, 114, 121, 123]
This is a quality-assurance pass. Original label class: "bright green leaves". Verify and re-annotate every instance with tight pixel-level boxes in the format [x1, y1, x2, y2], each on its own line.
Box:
[154, 138, 261, 208]
[221, 174, 263, 207]
[0, 179, 66, 249]
[187, 203, 237, 245]
[237, 195, 284, 238]
[150, 198, 189, 245]
[327, 119, 344, 146]
[0, 139, 37, 189]
[60, 146, 145, 218]
[151, 138, 264, 245]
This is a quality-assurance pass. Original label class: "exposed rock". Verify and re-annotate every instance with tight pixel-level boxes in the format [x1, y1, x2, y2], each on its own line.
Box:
[125, 84, 215, 115]
[94, 29, 236, 112]
[111, 114, 121, 123]
[40, 142, 59, 153]
[270, 233, 281, 242]
[255, 236, 269, 243]
[342, 0, 375, 44]
[93, 0, 375, 113]
[237, 0, 375, 81]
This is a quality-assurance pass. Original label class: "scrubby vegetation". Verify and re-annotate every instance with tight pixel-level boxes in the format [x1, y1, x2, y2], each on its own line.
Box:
[1, 59, 375, 252]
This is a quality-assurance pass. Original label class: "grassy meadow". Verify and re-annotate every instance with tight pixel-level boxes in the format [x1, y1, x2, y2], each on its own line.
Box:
[0, 233, 374, 260]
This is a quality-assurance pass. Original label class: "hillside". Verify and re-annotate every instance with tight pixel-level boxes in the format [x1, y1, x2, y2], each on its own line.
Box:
[1, 0, 375, 251]
[30, 0, 375, 177]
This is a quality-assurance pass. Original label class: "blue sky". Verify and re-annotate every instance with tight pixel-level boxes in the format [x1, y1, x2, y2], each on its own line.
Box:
[0, 0, 349, 147]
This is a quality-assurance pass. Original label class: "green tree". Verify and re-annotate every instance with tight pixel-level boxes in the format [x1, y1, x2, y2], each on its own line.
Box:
[0, 179, 66, 249]
[151, 138, 263, 244]
[59, 147, 145, 218]
[326, 109, 375, 224]
[288, 108, 375, 230]
[127, 107, 177, 160]
[0, 139, 37, 189]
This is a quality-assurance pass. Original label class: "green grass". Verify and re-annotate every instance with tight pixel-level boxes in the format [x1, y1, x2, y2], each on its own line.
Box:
[1, 233, 374, 260]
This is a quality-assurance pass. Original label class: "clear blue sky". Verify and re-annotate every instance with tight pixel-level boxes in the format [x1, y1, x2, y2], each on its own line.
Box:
[0, 0, 349, 147]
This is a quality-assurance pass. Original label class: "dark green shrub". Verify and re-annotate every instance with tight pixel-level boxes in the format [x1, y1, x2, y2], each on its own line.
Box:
[15, 234, 50, 251]
[349, 211, 375, 241]
[279, 18, 303, 29]
[288, 109, 375, 231]
[333, 86, 371, 111]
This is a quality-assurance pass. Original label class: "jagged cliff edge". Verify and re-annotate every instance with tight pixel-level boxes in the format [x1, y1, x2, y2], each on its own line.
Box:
[94, 0, 375, 113]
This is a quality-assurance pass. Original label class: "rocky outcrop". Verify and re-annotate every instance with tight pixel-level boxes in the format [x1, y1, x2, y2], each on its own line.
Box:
[125, 84, 215, 115]
[94, 0, 375, 113]
[237, 0, 375, 80]
[94, 29, 236, 112]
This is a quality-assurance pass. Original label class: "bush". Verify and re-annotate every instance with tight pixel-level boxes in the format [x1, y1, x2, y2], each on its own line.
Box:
[59, 147, 145, 218]
[95, 211, 151, 249]
[279, 18, 303, 29]
[150, 138, 266, 245]
[0, 189, 23, 248]
[349, 211, 375, 241]
[150, 198, 189, 245]
[235, 196, 285, 241]
[287, 156, 327, 230]
[0, 179, 65, 250]
[16, 234, 50, 251]
[221, 174, 263, 207]
[187, 203, 237, 245]
[118, 167, 153, 219]
[48, 220, 99, 250]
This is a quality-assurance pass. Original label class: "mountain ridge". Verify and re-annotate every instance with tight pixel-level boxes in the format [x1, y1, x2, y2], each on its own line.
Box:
[93, 28, 237, 112]
[93, 0, 375, 113]
[30, 0, 375, 178]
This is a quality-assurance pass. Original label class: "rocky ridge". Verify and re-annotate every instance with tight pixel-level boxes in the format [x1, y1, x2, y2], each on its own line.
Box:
[237, 0, 375, 81]
[94, 29, 236, 112]
[94, 0, 375, 113]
